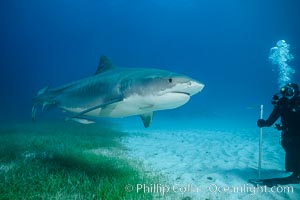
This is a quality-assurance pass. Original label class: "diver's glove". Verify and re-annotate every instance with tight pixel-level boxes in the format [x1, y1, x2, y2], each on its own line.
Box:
[257, 119, 267, 127]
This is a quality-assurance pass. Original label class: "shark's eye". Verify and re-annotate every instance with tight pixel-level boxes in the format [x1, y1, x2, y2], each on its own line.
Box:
[168, 78, 173, 83]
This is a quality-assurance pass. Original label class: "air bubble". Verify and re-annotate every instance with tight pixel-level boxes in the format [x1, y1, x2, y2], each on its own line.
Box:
[269, 40, 295, 88]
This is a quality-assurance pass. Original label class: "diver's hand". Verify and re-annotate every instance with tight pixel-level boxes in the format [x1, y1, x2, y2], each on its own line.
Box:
[257, 119, 267, 127]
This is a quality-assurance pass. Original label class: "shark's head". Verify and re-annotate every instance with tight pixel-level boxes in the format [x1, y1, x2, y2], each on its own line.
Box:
[158, 75, 204, 97]
[123, 69, 204, 111]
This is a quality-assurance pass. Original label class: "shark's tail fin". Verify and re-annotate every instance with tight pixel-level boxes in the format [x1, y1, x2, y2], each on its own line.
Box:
[32, 86, 56, 121]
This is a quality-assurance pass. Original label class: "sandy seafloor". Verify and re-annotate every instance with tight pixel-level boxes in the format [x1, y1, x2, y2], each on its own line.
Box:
[121, 117, 300, 200]
[1, 117, 299, 199]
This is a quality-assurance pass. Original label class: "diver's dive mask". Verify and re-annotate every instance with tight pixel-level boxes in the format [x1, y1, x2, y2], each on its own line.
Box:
[271, 83, 299, 105]
[280, 84, 297, 99]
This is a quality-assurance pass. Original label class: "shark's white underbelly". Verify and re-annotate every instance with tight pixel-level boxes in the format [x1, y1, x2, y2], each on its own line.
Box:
[63, 93, 190, 118]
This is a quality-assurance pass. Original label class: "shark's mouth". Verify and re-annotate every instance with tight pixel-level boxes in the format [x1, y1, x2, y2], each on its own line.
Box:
[171, 91, 190, 96]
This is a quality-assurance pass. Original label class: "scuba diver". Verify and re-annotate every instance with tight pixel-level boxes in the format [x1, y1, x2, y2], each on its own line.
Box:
[257, 82, 300, 186]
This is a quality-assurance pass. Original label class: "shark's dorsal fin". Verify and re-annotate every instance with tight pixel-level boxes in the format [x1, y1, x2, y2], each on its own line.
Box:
[95, 56, 114, 74]
[140, 112, 153, 128]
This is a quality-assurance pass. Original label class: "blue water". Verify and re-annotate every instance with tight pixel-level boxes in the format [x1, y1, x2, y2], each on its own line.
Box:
[1, 0, 300, 128]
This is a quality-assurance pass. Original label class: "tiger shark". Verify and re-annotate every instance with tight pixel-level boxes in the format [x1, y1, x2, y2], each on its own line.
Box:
[32, 56, 204, 127]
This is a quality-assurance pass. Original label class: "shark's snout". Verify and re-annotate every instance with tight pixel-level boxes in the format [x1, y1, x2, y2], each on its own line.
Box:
[160, 76, 204, 98]
[187, 80, 205, 96]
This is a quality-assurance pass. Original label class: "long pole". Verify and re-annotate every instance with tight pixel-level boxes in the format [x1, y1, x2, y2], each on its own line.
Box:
[258, 104, 264, 179]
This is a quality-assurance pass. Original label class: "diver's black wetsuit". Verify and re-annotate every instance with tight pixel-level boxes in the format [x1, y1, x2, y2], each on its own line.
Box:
[262, 96, 300, 174]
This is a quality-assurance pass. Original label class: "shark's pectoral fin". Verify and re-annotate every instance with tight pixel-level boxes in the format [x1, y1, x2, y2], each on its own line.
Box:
[70, 97, 123, 118]
[140, 112, 153, 128]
